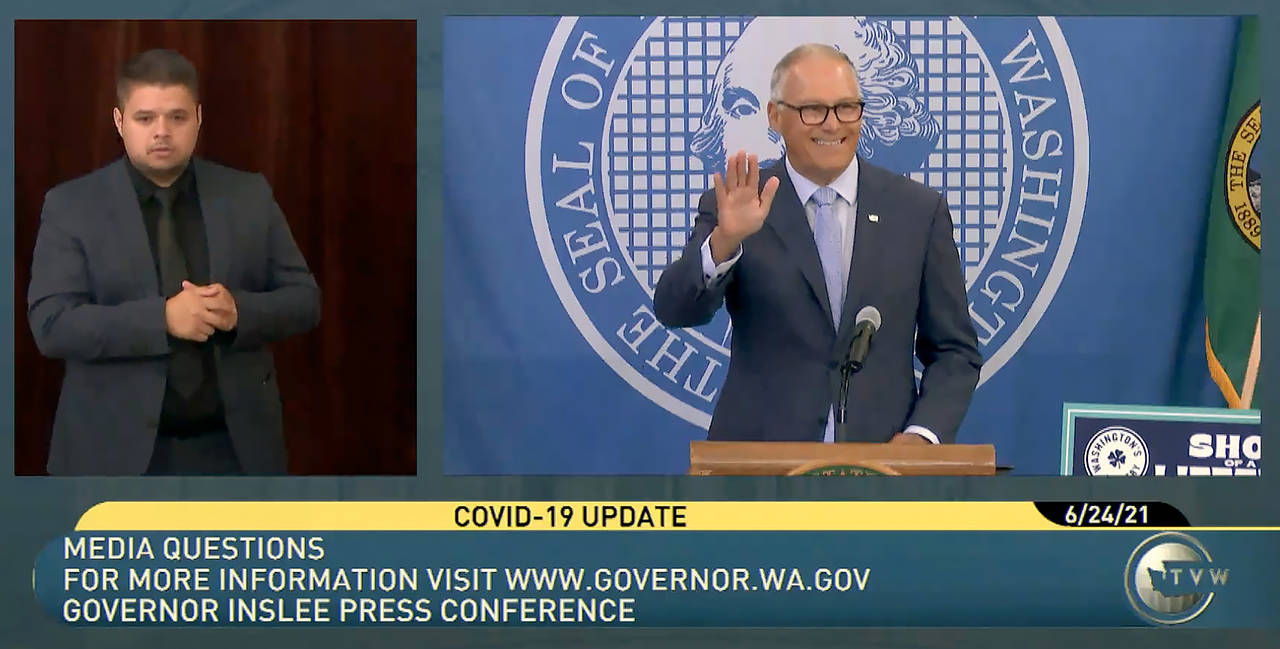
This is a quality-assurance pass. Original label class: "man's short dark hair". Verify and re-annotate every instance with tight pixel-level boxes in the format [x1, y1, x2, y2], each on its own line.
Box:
[116, 49, 199, 107]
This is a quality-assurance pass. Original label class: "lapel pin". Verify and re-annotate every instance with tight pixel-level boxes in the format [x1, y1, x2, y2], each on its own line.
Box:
[868, 214, 879, 223]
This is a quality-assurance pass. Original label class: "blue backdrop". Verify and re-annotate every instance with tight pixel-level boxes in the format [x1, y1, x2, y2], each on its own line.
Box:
[444, 16, 1237, 475]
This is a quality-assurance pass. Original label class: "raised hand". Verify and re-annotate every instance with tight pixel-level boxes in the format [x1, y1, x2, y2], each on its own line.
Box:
[708, 150, 781, 263]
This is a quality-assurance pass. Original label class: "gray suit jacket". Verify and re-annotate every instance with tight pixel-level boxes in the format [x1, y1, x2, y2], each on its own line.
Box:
[27, 157, 321, 475]
[653, 158, 981, 443]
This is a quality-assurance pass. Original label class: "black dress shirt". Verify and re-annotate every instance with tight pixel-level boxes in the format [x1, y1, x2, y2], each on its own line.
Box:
[126, 161, 227, 436]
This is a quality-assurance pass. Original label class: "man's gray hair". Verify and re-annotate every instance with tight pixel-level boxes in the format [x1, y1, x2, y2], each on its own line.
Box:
[769, 43, 858, 102]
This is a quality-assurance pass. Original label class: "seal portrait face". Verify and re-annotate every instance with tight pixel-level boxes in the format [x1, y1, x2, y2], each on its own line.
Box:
[527, 17, 1089, 428]
[1246, 166, 1260, 216]
[690, 17, 940, 177]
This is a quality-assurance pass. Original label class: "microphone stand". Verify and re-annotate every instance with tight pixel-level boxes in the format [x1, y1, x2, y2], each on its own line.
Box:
[835, 363, 856, 443]
[834, 329, 868, 443]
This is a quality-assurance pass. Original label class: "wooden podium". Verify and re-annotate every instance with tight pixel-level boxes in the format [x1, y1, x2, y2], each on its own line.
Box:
[688, 441, 996, 476]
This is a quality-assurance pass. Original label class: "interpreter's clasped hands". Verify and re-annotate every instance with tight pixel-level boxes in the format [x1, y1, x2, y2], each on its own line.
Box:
[165, 280, 238, 342]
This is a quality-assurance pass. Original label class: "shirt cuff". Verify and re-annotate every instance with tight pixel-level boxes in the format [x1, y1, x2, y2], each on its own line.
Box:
[700, 237, 741, 287]
[903, 425, 940, 444]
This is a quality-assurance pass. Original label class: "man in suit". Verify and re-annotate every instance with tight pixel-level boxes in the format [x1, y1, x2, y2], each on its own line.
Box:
[27, 49, 320, 475]
[654, 43, 981, 444]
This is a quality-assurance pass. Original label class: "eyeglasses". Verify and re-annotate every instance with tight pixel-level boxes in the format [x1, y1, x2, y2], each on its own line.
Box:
[776, 101, 865, 125]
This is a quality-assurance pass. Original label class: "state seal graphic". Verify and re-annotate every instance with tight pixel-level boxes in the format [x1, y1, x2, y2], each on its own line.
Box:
[527, 17, 1089, 428]
[1223, 100, 1261, 250]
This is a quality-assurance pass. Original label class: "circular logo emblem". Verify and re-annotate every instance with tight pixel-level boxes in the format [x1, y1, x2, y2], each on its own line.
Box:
[527, 17, 1089, 428]
[1085, 426, 1149, 476]
[1223, 101, 1261, 250]
[1124, 532, 1219, 625]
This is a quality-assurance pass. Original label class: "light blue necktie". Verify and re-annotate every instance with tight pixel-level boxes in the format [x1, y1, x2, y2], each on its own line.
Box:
[812, 187, 842, 444]
[812, 186, 842, 329]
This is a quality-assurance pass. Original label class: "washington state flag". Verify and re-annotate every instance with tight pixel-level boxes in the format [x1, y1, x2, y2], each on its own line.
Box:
[1205, 16, 1262, 408]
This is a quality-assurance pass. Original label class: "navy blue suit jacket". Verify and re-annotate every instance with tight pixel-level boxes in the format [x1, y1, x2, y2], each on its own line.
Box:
[27, 158, 321, 475]
[653, 158, 981, 443]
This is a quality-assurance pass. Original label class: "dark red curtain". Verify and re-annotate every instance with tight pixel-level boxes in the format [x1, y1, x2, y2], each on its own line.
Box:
[14, 20, 417, 475]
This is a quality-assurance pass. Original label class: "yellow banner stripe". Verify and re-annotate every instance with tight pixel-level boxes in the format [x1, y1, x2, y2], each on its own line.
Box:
[73, 501, 1279, 532]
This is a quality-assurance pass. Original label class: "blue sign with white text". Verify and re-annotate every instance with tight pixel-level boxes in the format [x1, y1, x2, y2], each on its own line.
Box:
[1063, 404, 1262, 476]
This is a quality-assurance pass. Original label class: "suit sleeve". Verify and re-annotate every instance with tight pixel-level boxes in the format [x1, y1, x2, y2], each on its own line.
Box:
[229, 176, 321, 349]
[27, 190, 171, 361]
[653, 189, 733, 327]
[906, 194, 983, 442]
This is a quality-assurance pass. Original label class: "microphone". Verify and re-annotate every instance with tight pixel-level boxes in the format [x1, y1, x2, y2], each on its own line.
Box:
[845, 306, 882, 373]
[835, 306, 881, 426]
